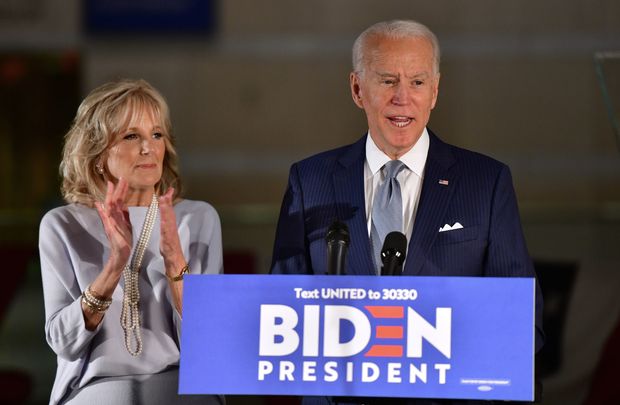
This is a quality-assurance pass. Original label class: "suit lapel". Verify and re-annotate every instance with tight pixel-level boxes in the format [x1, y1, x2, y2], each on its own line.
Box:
[333, 135, 376, 275]
[404, 132, 458, 275]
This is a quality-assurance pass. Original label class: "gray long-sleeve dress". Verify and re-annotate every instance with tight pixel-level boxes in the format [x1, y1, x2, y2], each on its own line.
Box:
[39, 199, 224, 405]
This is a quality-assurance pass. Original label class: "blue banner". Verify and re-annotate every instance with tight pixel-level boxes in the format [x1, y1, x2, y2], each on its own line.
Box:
[84, 0, 216, 35]
[180, 275, 534, 401]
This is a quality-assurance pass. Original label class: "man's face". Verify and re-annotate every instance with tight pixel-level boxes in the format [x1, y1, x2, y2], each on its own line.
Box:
[350, 35, 440, 159]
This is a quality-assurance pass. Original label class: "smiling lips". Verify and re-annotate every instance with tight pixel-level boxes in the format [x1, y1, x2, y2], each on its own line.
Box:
[388, 116, 413, 128]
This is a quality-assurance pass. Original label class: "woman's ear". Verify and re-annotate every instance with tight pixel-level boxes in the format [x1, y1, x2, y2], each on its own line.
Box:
[95, 153, 107, 175]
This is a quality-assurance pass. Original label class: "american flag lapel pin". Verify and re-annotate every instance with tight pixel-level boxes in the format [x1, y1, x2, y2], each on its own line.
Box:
[438, 179, 449, 186]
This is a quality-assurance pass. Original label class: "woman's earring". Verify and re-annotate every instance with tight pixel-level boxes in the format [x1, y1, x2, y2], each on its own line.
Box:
[96, 164, 104, 174]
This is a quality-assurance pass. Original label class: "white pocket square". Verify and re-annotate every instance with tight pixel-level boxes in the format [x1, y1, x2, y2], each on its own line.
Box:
[439, 222, 463, 232]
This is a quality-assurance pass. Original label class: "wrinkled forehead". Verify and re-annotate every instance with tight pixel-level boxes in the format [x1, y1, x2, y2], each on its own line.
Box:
[365, 35, 435, 72]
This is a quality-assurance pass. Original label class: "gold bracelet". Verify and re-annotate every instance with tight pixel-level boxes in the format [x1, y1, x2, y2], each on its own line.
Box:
[168, 264, 189, 282]
[81, 295, 103, 313]
[82, 286, 112, 313]
[84, 286, 112, 307]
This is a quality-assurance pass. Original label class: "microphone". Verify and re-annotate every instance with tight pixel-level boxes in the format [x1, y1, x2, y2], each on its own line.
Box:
[326, 221, 350, 275]
[380, 231, 407, 276]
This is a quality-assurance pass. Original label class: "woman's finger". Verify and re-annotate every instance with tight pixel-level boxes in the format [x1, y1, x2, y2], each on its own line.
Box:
[159, 188, 175, 222]
[112, 178, 125, 207]
[94, 201, 110, 230]
[104, 180, 114, 209]
[159, 188, 183, 258]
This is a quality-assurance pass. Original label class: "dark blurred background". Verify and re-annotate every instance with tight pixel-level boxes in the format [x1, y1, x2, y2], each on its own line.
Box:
[1, 0, 619, 404]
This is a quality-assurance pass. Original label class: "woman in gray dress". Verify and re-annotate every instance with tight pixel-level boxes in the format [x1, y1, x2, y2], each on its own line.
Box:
[39, 79, 225, 405]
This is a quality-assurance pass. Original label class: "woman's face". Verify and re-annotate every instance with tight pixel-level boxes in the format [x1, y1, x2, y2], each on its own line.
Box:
[103, 108, 166, 197]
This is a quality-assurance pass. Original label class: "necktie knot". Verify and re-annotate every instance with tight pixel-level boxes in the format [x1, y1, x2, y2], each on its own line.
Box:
[383, 160, 406, 180]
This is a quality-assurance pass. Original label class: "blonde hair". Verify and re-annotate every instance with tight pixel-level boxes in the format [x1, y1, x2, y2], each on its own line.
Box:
[352, 19, 441, 76]
[60, 79, 182, 206]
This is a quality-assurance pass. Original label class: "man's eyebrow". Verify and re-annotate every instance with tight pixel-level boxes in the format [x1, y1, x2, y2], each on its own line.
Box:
[406, 72, 432, 79]
[375, 72, 399, 78]
[374, 71, 432, 79]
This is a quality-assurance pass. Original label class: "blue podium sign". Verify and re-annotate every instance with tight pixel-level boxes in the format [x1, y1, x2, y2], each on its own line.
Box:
[180, 275, 534, 401]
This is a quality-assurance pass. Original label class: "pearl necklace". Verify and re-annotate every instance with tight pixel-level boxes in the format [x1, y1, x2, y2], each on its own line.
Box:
[120, 194, 158, 356]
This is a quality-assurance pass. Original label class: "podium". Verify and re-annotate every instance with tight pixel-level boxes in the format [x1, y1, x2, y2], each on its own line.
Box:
[179, 274, 535, 401]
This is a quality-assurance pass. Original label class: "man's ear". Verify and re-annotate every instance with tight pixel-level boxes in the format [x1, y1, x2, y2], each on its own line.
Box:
[350, 72, 364, 109]
[430, 73, 440, 110]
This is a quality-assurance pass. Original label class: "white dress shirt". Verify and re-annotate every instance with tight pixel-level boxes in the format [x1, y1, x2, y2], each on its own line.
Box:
[364, 128, 430, 241]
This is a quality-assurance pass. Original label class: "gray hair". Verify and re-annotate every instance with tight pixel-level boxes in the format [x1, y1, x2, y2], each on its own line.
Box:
[352, 20, 441, 76]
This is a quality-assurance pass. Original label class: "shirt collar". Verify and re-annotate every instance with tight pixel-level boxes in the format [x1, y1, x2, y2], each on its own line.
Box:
[365, 127, 430, 177]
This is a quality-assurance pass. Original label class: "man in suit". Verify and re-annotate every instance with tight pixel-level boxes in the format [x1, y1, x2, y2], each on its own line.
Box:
[270, 20, 543, 404]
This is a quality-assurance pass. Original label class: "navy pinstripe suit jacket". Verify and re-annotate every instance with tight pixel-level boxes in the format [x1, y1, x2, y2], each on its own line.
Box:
[270, 131, 544, 352]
